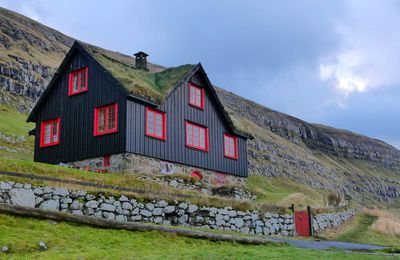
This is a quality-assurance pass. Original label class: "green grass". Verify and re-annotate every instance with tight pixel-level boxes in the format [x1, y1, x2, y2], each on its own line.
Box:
[0, 213, 383, 259]
[0, 103, 34, 160]
[323, 212, 400, 248]
[0, 158, 286, 213]
[0, 157, 201, 197]
[246, 175, 329, 209]
[87, 44, 195, 102]
[0, 104, 33, 136]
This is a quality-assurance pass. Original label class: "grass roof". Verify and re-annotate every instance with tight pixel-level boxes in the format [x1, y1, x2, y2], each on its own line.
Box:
[81, 43, 196, 102]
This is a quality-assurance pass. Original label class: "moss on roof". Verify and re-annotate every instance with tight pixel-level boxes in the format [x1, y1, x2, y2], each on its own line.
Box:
[81, 42, 196, 102]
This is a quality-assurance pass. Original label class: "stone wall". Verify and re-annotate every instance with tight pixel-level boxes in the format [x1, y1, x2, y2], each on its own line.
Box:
[312, 209, 356, 233]
[0, 181, 354, 237]
[68, 153, 246, 187]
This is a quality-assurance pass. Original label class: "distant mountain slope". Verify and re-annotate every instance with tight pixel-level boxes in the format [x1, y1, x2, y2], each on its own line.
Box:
[0, 7, 399, 204]
[216, 88, 400, 169]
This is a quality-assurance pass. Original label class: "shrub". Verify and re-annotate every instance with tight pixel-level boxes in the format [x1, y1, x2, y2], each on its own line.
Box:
[327, 193, 341, 208]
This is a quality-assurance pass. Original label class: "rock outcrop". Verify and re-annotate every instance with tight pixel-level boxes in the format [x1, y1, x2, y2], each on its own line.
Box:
[0, 7, 73, 111]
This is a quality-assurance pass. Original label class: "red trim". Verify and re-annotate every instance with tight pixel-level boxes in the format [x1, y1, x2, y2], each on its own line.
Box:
[68, 67, 88, 96]
[224, 133, 238, 159]
[40, 117, 61, 148]
[188, 82, 204, 109]
[185, 121, 208, 151]
[103, 155, 111, 167]
[94, 103, 118, 136]
[145, 107, 167, 140]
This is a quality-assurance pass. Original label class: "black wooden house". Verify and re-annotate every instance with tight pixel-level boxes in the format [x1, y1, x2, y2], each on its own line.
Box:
[27, 41, 250, 180]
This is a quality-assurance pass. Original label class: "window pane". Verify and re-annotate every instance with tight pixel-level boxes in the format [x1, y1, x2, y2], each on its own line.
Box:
[190, 87, 196, 104]
[108, 106, 115, 130]
[199, 129, 205, 148]
[193, 127, 199, 146]
[147, 111, 155, 134]
[196, 94, 201, 106]
[52, 122, 58, 142]
[80, 71, 86, 90]
[156, 126, 162, 136]
[155, 114, 163, 137]
[155, 114, 162, 126]
[72, 74, 79, 92]
[98, 109, 106, 132]
[44, 124, 51, 144]
[187, 125, 193, 145]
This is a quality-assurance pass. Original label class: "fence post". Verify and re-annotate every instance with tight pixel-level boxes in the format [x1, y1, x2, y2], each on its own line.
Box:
[290, 204, 295, 236]
[307, 205, 314, 237]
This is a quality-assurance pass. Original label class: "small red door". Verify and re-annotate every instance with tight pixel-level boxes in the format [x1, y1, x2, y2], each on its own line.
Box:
[295, 211, 311, 236]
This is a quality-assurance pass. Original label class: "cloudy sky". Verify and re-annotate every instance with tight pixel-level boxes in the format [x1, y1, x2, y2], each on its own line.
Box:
[2, 0, 400, 148]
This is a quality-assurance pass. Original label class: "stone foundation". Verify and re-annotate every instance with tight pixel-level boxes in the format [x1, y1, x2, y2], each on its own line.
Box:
[68, 153, 245, 187]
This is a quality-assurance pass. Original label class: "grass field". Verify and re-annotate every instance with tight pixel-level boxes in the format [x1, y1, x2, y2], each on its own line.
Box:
[320, 210, 400, 248]
[0, 104, 34, 160]
[0, 213, 386, 260]
[246, 175, 330, 208]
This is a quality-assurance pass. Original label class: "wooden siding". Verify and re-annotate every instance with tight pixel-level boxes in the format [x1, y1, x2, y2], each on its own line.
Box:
[33, 50, 126, 163]
[126, 70, 248, 177]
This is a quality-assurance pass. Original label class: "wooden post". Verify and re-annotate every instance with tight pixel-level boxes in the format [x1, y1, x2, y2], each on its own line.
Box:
[290, 204, 296, 236]
[307, 205, 314, 237]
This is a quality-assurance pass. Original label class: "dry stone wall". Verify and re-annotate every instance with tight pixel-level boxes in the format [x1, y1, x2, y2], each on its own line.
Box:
[312, 210, 356, 233]
[0, 181, 354, 237]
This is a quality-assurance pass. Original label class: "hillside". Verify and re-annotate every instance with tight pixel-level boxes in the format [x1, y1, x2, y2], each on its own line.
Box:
[0, 7, 399, 206]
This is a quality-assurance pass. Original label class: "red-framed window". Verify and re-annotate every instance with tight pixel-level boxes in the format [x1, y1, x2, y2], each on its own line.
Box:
[145, 107, 166, 140]
[94, 103, 118, 136]
[224, 133, 238, 159]
[103, 155, 111, 167]
[68, 67, 88, 96]
[185, 121, 208, 151]
[189, 82, 204, 109]
[40, 118, 60, 148]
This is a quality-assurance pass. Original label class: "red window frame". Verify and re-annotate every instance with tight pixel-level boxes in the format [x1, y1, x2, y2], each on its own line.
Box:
[94, 103, 118, 136]
[103, 155, 111, 167]
[224, 133, 238, 159]
[145, 107, 167, 140]
[188, 82, 204, 109]
[185, 121, 209, 151]
[40, 118, 61, 148]
[68, 67, 88, 96]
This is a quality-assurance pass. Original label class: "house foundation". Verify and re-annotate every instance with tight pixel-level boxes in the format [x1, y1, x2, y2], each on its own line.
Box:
[67, 153, 245, 187]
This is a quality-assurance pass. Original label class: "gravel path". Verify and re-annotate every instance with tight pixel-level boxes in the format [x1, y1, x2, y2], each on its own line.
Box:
[272, 238, 386, 250]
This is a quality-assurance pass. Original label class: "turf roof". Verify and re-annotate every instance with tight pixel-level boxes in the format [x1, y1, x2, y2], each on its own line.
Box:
[80, 42, 196, 103]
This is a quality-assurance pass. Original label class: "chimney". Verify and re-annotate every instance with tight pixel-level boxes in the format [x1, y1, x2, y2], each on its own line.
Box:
[134, 51, 149, 71]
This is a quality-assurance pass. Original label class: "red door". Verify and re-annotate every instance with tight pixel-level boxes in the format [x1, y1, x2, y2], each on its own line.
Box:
[295, 211, 311, 236]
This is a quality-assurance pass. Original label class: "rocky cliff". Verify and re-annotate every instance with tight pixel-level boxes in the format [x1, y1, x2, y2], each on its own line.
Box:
[0, 7, 72, 111]
[0, 7, 399, 204]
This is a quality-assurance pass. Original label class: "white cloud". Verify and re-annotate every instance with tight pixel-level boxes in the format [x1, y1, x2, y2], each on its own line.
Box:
[319, 0, 400, 99]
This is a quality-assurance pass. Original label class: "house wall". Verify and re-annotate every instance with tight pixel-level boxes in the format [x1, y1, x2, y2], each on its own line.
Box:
[33, 49, 126, 164]
[126, 70, 248, 177]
